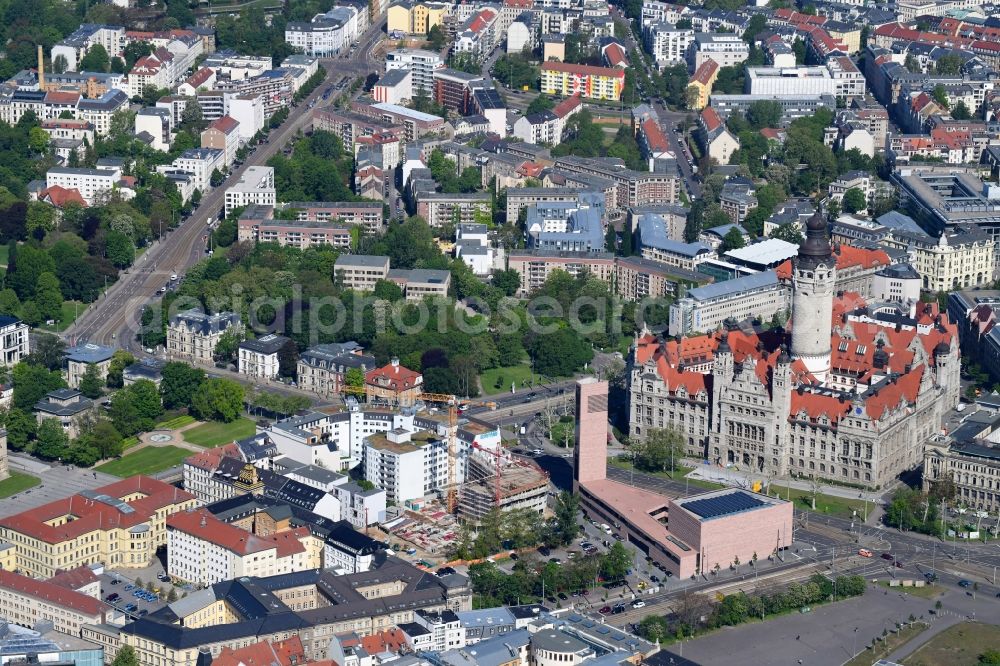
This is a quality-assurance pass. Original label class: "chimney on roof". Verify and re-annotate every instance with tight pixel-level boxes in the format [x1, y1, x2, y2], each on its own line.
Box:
[391, 357, 399, 373]
[37, 45, 45, 89]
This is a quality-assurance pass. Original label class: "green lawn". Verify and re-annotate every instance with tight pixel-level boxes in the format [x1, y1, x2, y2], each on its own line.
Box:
[122, 436, 141, 450]
[182, 418, 256, 448]
[480, 364, 536, 396]
[903, 622, 1000, 666]
[156, 415, 196, 430]
[769, 485, 868, 520]
[876, 580, 941, 600]
[38, 301, 85, 333]
[608, 457, 725, 491]
[95, 446, 191, 477]
[0, 471, 41, 498]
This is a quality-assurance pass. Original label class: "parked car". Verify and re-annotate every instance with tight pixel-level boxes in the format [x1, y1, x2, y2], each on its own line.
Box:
[632, 600, 646, 609]
[105, 593, 120, 602]
[880, 553, 894, 561]
[599, 606, 611, 615]
[612, 604, 626, 614]
[959, 579, 972, 588]
[858, 548, 873, 558]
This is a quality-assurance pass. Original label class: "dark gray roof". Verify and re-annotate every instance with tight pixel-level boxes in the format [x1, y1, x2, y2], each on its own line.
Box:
[239, 334, 289, 355]
[64, 343, 116, 364]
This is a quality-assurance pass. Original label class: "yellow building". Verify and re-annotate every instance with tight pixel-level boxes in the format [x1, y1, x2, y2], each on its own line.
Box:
[0, 476, 197, 579]
[687, 59, 719, 110]
[387, 0, 448, 36]
[826, 24, 861, 54]
[540, 62, 624, 101]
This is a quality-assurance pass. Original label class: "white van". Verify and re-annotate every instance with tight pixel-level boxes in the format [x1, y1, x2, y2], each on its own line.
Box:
[601, 523, 612, 534]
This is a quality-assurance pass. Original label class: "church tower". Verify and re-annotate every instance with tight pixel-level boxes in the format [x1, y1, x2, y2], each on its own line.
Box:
[791, 207, 835, 383]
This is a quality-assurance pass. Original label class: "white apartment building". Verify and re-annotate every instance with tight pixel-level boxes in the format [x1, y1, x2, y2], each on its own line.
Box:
[166, 509, 317, 586]
[689, 33, 749, 70]
[76, 90, 130, 136]
[825, 56, 866, 100]
[334, 254, 390, 291]
[228, 93, 266, 140]
[285, 6, 360, 56]
[0, 315, 29, 367]
[45, 166, 120, 206]
[644, 23, 694, 68]
[167, 309, 242, 363]
[237, 334, 288, 379]
[385, 49, 443, 94]
[225, 166, 276, 216]
[668, 270, 789, 336]
[50, 24, 126, 71]
[157, 148, 223, 192]
[363, 428, 449, 504]
[746, 66, 837, 96]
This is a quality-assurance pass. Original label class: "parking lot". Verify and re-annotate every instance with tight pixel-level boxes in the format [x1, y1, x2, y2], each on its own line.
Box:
[97, 557, 187, 621]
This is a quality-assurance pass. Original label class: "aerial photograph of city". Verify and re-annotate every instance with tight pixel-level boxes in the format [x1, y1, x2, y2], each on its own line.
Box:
[0, 0, 998, 664]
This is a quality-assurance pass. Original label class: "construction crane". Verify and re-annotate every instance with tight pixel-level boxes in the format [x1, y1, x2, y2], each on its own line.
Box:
[418, 393, 497, 513]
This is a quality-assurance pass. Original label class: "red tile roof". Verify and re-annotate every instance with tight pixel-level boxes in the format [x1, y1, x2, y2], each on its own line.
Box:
[213, 637, 307, 666]
[48, 565, 100, 592]
[640, 117, 670, 152]
[0, 476, 194, 545]
[208, 114, 239, 135]
[691, 59, 718, 86]
[185, 67, 214, 89]
[700, 106, 722, 133]
[184, 442, 241, 472]
[361, 629, 408, 655]
[603, 43, 628, 68]
[38, 185, 87, 209]
[366, 362, 422, 392]
[468, 8, 497, 33]
[44, 91, 81, 104]
[541, 62, 625, 79]
[552, 93, 582, 119]
[759, 127, 784, 141]
[775, 246, 890, 280]
[166, 509, 308, 556]
[775, 8, 826, 26]
[0, 570, 104, 617]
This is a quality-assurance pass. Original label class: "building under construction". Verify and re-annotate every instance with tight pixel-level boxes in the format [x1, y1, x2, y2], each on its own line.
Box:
[458, 450, 549, 521]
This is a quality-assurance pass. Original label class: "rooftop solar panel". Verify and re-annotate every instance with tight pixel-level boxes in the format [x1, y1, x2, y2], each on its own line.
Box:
[682, 491, 765, 519]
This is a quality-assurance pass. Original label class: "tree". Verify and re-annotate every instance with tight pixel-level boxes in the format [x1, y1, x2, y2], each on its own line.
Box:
[426, 24, 446, 50]
[601, 541, 632, 582]
[106, 350, 136, 388]
[28, 127, 50, 155]
[34, 272, 64, 322]
[191, 378, 245, 422]
[634, 427, 685, 472]
[841, 187, 866, 214]
[0, 289, 20, 316]
[551, 491, 580, 545]
[278, 338, 298, 378]
[78, 364, 105, 399]
[719, 227, 745, 252]
[112, 645, 139, 666]
[52, 54, 69, 74]
[35, 418, 70, 460]
[493, 269, 521, 297]
[345, 367, 365, 390]
[210, 168, 225, 188]
[106, 230, 135, 268]
[746, 101, 782, 130]
[934, 53, 963, 75]
[87, 420, 124, 459]
[27, 334, 66, 370]
[160, 362, 206, 409]
[123, 41, 153, 70]
[5, 408, 36, 451]
[12, 362, 67, 410]
[214, 329, 242, 363]
[980, 649, 1000, 665]
[79, 44, 110, 73]
[770, 222, 804, 245]
[180, 100, 205, 132]
[525, 327, 594, 377]
[951, 100, 972, 120]
[526, 95, 555, 115]
[110, 380, 163, 436]
[26, 201, 56, 237]
[932, 84, 950, 109]
[638, 615, 670, 642]
[373, 279, 404, 302]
